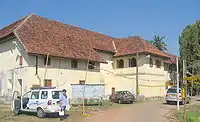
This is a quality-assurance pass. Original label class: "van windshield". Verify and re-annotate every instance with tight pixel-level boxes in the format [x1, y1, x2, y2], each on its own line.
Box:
[167, 88, 181, 93]
[52, 91, 61, 99]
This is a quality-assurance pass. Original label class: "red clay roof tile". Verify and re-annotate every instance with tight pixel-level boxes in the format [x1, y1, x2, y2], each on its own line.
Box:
[0, 16, 27, 38]
[0, 14, 174, 61]
[114, 36, 170, 58]
[14, 14, 108, 63]
[164, 52, 177, 64]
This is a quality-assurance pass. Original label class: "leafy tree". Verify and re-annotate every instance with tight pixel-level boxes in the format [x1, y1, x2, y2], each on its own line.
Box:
[179, 20, 200, 75]
[147, 35, 168, 51]
[179, 20, 200, 94]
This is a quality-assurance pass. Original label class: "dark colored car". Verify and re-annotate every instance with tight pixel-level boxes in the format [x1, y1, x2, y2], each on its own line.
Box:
[110, 91, 135, 104]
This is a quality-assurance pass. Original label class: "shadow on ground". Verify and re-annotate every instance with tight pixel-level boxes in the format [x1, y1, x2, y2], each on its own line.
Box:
[19, 112, 70, 118]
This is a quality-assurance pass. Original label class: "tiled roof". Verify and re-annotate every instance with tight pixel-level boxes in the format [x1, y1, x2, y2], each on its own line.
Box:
[0, 14, 172, 61]
[114, 36, 170, 58]
[164, 52, 177, 64]
[0, 14, 118, 63]
[0, 16, 27, 38]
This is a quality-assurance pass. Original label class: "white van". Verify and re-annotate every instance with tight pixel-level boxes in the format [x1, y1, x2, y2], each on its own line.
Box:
[12, 87, 70, 118]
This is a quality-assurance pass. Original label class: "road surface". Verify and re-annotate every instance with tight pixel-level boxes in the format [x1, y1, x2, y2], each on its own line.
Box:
[80, 97, 200, 122]
[2, 97, 199, 122]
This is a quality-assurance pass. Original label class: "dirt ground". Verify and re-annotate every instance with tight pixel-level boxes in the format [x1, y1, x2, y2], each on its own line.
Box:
[80, 97, 200, 122]
[1, 97, 200, 122]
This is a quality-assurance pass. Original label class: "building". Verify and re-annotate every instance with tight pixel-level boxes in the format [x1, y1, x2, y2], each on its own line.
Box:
[164, 53, 178, 89]
[0, 14, 175, 99]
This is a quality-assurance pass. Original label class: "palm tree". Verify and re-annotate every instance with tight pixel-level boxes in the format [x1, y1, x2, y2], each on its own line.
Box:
[147, 35, 168, 51]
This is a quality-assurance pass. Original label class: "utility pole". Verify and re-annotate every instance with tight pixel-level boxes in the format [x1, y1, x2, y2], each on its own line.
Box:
[43, 53, 49, 86]
[136, 52, 139, 100]
[82, 43, 91, 115]
[183, 60, 187, 122]
[176, 56, 179, 110]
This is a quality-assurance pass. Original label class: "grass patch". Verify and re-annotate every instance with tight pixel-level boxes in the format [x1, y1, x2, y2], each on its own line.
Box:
[174, 104, 200, 122]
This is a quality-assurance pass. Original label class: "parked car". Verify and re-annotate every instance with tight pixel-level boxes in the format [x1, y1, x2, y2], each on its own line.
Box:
[11, 87, 70, 118]
[110, 91, 135, 104]
[165, 87, 191, 105]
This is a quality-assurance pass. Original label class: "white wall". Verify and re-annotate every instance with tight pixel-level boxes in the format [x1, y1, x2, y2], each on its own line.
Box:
[0, 37, 29, 96]
[0, 37, 102, 98]
[0, 36, 170, 98]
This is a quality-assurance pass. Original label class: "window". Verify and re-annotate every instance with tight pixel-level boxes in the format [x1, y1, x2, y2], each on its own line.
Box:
[79, 80, 85, 84]
[164, 63, 169, 71]
[52, 91, 61, 99]
[41, 91, 48, 99]
[31, 91, 39, 99]
[88, 61, 95, 69]
[155, 60, 161, 68]
[149, 58, 153, 67]
[119, 91, 131, 94]
[129, 58, 136, 67]
[44, 56, 51, 65]
[23, 91, 31, 98]
[71, 60, 78, 68]
[117, 59, 124, 68]
[44, 79, 52, 87]
[167, 88, 181, 93]
[19, 56, 23, 66]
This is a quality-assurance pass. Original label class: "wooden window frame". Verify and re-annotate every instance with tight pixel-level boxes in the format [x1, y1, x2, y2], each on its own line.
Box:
[129, 58, 136, 67]
[155, 60, 161, 68]
[44, 79, 52, 87]
[71, 60, 78, 68]
[88, 61, 95, 69]
[44, 56, 51, 65]
[149, 58, 153, 67]
[79, 80, 85, 85]
[117, 59, 124, 68]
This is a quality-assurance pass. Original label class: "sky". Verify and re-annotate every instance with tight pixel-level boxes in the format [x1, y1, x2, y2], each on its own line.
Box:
[0, 0, 199, 55]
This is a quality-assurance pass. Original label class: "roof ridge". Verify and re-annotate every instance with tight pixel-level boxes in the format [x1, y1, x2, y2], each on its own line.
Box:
[14, 14, 34, 32]
[13, 14, 34, 52]
[0, 16, 27, 30]
[34, 14, 116, 40]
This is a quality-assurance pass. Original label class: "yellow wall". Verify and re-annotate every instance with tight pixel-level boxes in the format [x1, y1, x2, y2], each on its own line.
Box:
[99, 53, 168, 97]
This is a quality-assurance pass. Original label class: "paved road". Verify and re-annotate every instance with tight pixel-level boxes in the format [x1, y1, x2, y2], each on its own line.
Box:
[81, 97, 200, 122]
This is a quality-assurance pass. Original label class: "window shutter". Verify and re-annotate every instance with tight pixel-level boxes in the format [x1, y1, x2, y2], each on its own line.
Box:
[19, 56, 23, 66]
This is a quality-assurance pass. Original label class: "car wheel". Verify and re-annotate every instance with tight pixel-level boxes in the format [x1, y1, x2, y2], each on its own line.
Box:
[130, 101, 133, 104]
[37, 108, 45, 118]
[118, 99, 122, 104]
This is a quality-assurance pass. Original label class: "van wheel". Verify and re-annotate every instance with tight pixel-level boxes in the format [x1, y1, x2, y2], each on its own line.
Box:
[118, 99, 122, 104]
[37, 108, 45, 118]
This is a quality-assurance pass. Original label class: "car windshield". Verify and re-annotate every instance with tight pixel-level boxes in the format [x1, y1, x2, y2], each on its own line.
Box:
[52, 91, 61, 99]
[167, 88, 181, 93]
